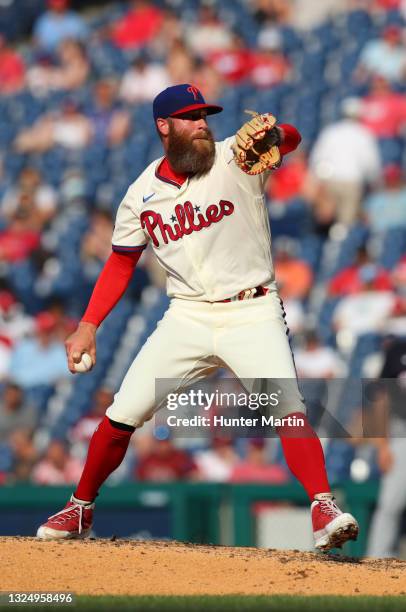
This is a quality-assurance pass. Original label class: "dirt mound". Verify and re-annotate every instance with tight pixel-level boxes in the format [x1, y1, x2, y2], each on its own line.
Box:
[1, 538, 406, 597]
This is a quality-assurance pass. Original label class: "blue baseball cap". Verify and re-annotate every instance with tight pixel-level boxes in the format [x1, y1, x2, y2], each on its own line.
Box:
[153, 84, 223, 121]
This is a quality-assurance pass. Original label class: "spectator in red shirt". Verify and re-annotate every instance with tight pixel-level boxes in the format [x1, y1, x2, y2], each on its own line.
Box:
[0, 35, 25, 95]
[373, 0, 401, 9]
[267, 150, 309, 202]
[230, 439, 289, 483]
[361, 75, 406, 138]
[111, 0, 164, 50]
[135, 437, 198, 481]
[328, 245, 392, 297]
[208, 33, 251, 84]
[0, 211, 40, 264]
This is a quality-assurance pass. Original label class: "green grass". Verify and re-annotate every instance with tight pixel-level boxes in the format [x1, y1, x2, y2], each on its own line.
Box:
[7, 595, 406, 612]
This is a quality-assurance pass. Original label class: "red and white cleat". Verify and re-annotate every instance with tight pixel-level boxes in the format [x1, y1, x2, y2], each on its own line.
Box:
[311, 494, 359, 551]
[36, 495, 94, 540]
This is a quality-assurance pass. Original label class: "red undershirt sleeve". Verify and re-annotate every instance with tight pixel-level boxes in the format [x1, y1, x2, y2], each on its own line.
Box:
[81, 250, 143, 328]
[279, 124, 302, 156]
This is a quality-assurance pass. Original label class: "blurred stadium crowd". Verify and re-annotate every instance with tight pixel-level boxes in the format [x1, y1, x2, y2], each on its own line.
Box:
[0, 0, 405, 538]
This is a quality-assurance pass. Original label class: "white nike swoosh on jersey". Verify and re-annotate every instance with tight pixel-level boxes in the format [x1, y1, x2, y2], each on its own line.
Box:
[143, 193, 155, 203]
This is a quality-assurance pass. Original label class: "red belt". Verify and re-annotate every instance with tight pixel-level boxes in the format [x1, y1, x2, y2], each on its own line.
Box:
[215, 285, 269, 303]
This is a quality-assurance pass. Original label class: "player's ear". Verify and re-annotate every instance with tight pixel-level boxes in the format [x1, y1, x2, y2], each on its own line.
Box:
[156, 118, 170, 138]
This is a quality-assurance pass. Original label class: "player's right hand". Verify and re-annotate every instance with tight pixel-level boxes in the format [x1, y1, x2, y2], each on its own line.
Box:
[65, 321, 97, 374]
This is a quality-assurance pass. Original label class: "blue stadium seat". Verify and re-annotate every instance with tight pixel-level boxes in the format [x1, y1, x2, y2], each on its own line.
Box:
[340, 48, 363, 81]
[378, 228, 406, 269]
[299, 52, 327, 83]
[312, 21, 341, 52]
[318, 297, 341, 346]
[268, 199, 313, 239]
[0, 443, 13, 473]
[0, 0, 45, 40]
[330, 225, 370, 277]
[24, 385, 55, 414]
[299, 234, 323, 274]
[325, 440, 355, 482]
[347, 333, 383, 378]
[378, 138, 404, 165]
[381, 9, 406, 27]
[280, 26, 303, 55]
[346, 9, 374, 36]
[3, 150, 27, 182]
[7, 261, 43, 313]
[88, 41, 129, 77]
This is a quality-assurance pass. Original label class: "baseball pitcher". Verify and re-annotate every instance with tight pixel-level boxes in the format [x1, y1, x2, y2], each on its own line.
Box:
[37, 84, 359, 551]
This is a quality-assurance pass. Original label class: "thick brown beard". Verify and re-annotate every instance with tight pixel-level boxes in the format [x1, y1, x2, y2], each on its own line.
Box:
[166, 121, 216, 176]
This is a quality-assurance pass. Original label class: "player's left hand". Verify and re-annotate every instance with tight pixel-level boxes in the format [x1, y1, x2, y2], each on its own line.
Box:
[231, 110, 282, 175]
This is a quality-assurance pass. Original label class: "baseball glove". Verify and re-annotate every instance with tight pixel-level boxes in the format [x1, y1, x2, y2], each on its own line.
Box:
[231, 110, 282, 175]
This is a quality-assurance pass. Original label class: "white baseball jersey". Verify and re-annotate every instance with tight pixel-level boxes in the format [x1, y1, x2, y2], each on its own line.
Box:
[112, 137, 277, 302]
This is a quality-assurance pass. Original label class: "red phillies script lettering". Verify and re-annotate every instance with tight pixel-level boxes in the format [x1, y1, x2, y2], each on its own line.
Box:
[187, 85, 199, 100]
[140, 200, 235, 247]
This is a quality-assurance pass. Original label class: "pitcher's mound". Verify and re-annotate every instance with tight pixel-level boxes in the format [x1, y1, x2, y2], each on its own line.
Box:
[1, 537, 405, 596]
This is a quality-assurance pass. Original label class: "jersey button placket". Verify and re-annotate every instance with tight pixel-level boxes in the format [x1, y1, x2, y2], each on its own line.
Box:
[181, 233, 211, 295]
[176, 179, 212, 298]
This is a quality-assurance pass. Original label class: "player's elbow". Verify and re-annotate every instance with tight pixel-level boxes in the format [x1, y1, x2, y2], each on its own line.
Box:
[289, 125, 302, 149]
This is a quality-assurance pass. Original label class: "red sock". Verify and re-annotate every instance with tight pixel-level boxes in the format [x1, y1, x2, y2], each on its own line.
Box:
[74, 416, 133, 502]
[276, 411, 331, 501]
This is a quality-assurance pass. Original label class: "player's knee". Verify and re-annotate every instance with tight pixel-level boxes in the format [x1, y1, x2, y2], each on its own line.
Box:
[108, 418, 136, 433]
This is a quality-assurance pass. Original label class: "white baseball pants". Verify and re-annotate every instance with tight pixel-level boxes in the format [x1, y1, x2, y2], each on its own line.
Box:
[106, 288, 305, 428]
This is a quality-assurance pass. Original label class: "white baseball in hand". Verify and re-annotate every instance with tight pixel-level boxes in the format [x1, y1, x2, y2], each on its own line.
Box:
[73, 352, 93, 373]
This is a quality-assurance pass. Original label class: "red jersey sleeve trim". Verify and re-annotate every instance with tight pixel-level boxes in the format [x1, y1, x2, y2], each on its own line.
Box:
[112, 244, 147, 253]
